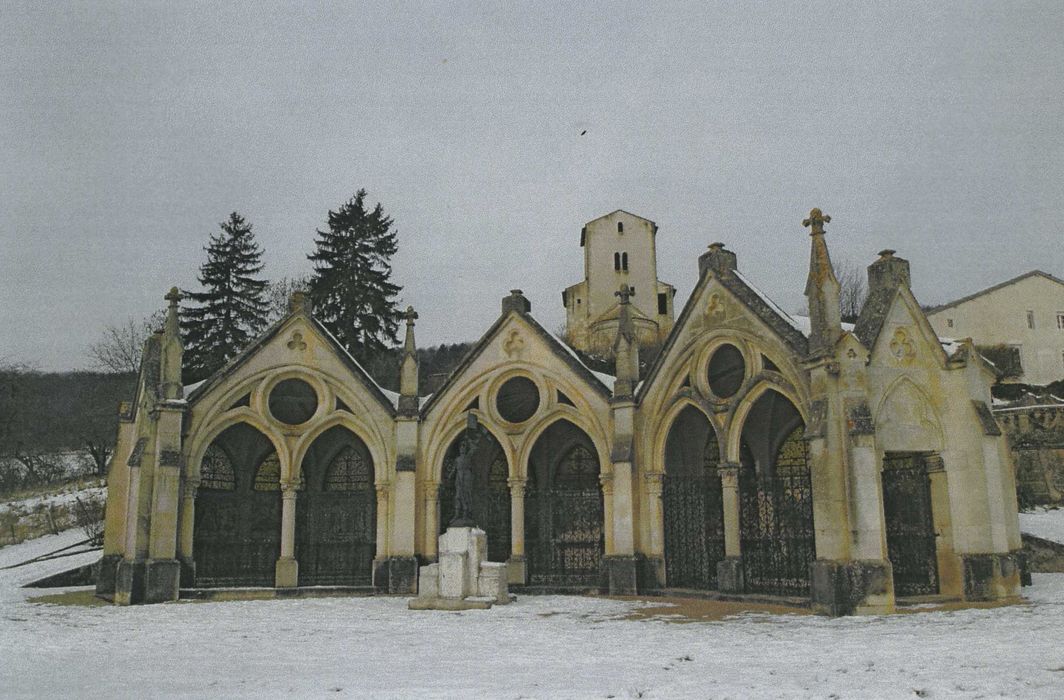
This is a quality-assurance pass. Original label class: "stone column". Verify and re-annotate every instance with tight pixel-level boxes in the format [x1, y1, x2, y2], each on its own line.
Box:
[375, 482, 391, 560]
[927, 455, 962, 597]
[507, 477, 526, 584]
[716, 462, 744, 593]
[421, 481, 439, 560]
[598, 473, 615, 555]
[177, 478, 198, 587]
[275, 481, 298, 588]
[644, 471, 666, 589]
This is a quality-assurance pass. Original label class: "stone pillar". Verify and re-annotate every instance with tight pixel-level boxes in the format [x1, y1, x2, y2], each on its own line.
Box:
[927, 455, 962, 597]
[716, 462, 744, 593]
[375, 482, 391, 560]
[177, 478, 198, 587]
[507, 477, 526, 584]
[599, 473, 614, 555]
[643, 471, 666, 589]
[422, 481, 439, 560]
[143, 408, 185, 604]
[275, 481, 298, 588]
[97, 403, 135, 596]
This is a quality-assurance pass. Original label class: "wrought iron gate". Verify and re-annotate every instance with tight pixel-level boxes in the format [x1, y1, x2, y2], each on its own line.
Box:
[296, 445, 376, 586]
[525, 444, 603, 587]
[739, 428, 816, 597]
[439, 448, 511, 562]
[882, 453, 939, 596]
[194, 450, 281, 587]
[663, 433, 725, 589]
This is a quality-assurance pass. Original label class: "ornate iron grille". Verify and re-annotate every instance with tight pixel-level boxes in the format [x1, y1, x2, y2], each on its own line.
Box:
[663, 432, 725, 589]
[297, 445, 376, 586]
[194, 452, 281, 587]
[882, 453, 939, 596]
[739, 428, 816, 597]
[525, 444, 603, 587]
[200, 445, 235, 491]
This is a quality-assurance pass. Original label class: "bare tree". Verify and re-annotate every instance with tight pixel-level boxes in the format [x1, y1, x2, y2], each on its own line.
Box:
[266, 276, 310, 322]
[87, 311, 164, 374]
[835, 259, 868, 324]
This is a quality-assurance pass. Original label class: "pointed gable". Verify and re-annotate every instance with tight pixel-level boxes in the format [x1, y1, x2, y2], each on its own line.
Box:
[420, 309, 613, 418]
[638, 259, 808, 400]
[186, 312, 397, 416]
[866, 286, 950, 369]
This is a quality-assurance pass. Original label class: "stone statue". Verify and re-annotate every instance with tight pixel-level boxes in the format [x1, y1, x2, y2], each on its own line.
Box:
[447, 414, 488, 528]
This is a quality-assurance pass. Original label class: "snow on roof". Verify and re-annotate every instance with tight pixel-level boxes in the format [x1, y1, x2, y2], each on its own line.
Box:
[310, 318, 396, 405]
[546, 328, 616, 391]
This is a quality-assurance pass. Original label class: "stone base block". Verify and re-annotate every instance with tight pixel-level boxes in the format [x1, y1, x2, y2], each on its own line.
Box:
[143, 559, 181, 604]
[373, 556, 419, 594]
[275, 557, 298, 588]
[506, 556, 526, 585]
[717, 557, 745, 594]
[179, 557, 197, 588]
[605, 555, 638, 595]
[418, 563, 440, 598]
[478, 562, 511, 604]
[408, 596, 494, 611]
[114, 559, 144, 606]
[962, 552, 1022, 601]
[637, 555, 665, 590]
[95, 554, 121, 595]
[811, 559, 893, 616]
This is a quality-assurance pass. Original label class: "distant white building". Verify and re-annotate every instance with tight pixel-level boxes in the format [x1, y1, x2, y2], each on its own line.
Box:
[927, 271, 1064, 386]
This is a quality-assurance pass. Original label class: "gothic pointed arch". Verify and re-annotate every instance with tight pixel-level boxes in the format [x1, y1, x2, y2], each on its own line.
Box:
[736, 390, 815, 596]
[662, 405, 725, 589]
[295, 425, 376, 586]
[524, 419, 604, 588]
[439, 429, 511, 562]
[193, 422, 282, 587]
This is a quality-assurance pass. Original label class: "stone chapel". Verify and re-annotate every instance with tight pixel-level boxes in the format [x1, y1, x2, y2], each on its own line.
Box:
[97, 207, 1023, 615]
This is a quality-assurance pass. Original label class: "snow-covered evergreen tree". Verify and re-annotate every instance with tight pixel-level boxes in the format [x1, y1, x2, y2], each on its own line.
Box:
[307, 190, 401, 359]
[181, 212, 270, 382]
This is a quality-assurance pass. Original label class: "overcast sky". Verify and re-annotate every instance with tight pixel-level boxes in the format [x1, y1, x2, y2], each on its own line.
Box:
[2, 1, 1062, 371]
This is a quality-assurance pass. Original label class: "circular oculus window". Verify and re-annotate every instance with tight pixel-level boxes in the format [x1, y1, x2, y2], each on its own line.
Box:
[268, 378, 319, 425]
[707, 344, 746, 398]
[495, 376, 540, 424]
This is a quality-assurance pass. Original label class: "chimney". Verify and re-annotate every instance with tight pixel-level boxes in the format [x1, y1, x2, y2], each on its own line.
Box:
[501, 289, 531, 315]
[866, 249, 911, 296]
[288, 289, 313, 316]
[698, 242, 737, 278]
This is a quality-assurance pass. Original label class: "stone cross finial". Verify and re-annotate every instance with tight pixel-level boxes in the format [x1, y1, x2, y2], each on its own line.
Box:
[403, 306, 418, 325]
[165, 286, 182, 306]
[615, 283, 634, 305]
[802, 208, 831, 235]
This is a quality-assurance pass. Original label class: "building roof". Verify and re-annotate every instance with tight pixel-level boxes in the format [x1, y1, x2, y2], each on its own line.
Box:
[580, 210, 657, 246]
[926, 270, 1064, 314]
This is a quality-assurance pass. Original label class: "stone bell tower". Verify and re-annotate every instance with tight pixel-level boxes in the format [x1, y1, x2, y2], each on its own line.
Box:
[562, 210, 675, 358]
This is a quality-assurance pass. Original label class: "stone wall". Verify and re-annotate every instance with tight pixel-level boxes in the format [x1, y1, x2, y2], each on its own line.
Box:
[995, 405, 1064, 507]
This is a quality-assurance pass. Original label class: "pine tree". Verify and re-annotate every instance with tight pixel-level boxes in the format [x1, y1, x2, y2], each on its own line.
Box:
[181, 212, 270, 382]
[307, 189, 401, 359]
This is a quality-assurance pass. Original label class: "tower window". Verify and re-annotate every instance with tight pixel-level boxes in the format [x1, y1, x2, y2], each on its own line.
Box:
[614, 252, 621, 271]
[617, 221, 624, 233]
[657, 292, 668, 315]
[946, 318, 954, 328]
[622, 252, 628, 271]
[1058, 313, 1064, 330]
[1027, 310, 1035, 329]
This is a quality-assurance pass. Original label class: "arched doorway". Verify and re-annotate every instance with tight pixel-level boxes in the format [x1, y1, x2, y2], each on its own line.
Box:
[662, 406, 725, 589]
[525, 420, 604, 588]
[296, 426, 376, 586]
[193, 423, 282, 587]
[738, 390, 815, 597]
[439, 430, 511, 562]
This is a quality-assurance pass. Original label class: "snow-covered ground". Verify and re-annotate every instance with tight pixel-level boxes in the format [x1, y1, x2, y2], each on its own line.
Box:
[2, 532, 1064, 698]
[1020, 507, 1064, 544]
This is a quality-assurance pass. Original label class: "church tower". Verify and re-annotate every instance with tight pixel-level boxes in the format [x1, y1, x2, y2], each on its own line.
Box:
[563, 210, 675, 358]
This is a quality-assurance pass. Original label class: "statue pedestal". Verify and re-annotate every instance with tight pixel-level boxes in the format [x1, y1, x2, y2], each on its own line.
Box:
[408, 527, 514, 610]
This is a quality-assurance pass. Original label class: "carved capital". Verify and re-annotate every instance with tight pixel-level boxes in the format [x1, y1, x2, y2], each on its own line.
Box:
[717, 462, 740, 489]
[280, 481, 300, 497]
[421, 482, 439, 501]
[925, 454, 946, 474]
[182, 478, 200, 500]
[644, 471, 664, 497]
[598, 473, 614, 495]
[375, 482, 392, 500]
[507, 477, 527, 498]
